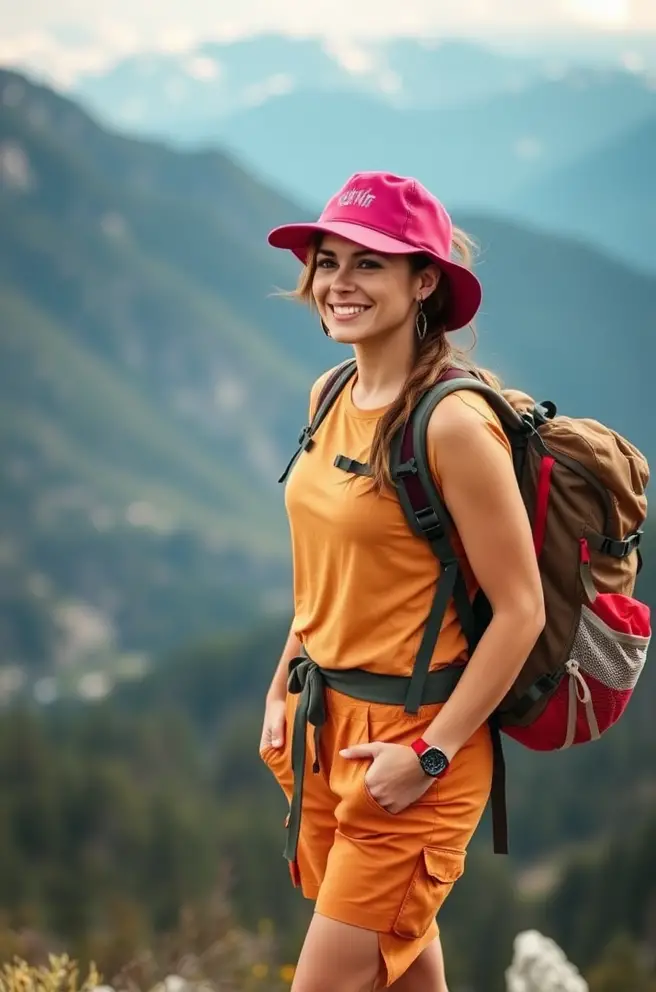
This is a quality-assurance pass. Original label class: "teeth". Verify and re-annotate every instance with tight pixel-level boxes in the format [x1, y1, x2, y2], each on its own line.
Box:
[332, 305, 368, 315]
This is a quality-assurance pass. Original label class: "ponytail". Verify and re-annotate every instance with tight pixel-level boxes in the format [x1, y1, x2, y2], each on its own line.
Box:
[369, 229, 500, 491]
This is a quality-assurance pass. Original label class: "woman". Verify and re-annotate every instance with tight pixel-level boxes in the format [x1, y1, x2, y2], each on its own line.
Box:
[260, 171, 545, 992]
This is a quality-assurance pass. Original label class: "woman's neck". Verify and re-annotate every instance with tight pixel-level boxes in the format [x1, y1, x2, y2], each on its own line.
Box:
[351, 331, 415, 410]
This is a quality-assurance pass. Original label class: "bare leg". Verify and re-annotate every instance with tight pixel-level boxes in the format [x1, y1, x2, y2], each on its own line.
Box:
[387, 937, 448, 992]
[290, 914, 448, 992]
[291, 913, 380, 992]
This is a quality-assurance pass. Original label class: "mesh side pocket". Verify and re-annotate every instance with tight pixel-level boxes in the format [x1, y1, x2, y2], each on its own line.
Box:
[502, 593, 650, 752]
[557, 593, 651, 748]
[576, 597, 650, 691]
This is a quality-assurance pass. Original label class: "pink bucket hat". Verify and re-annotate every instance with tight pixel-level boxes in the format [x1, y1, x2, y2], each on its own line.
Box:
[268, 171, 482, 331]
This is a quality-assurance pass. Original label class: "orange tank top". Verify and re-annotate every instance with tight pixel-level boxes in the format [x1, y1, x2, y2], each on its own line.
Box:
[284, 368, 512, 676]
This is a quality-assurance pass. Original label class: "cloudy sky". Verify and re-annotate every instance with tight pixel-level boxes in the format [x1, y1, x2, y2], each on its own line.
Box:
[1, 0, 653, 85]
[5, 0, 650, 35]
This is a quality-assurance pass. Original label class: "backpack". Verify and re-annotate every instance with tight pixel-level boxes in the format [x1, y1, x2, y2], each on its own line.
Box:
[279, 358, 651, 849]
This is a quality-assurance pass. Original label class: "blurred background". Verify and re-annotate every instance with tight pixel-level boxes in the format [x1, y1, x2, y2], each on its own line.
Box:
[0, 0, 655, 989]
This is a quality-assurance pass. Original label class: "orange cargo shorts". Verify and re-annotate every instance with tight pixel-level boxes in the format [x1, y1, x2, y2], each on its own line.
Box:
[260, 685, 493, 987]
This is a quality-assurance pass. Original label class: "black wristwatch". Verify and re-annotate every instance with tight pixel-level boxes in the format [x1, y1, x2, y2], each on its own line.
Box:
[411, 737, 450, 778]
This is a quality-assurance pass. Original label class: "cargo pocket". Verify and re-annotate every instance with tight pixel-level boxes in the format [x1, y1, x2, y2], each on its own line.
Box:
[392, 847, 465, 939]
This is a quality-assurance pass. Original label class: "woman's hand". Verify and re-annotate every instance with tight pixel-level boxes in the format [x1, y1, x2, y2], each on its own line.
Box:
[259, 696, 287, 754]
[340, 741, 433, 813]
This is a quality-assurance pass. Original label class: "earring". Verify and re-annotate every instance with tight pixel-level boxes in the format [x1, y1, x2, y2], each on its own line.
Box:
[415, 298, 427, 341]
[320, 318, 331, 337]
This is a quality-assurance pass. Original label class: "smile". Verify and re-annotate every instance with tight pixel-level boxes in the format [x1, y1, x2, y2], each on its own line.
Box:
[328, 304, 372, 321]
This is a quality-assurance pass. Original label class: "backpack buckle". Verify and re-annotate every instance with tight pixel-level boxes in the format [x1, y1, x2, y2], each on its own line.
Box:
[414, 506, 444, 543]
[534, 672, 561, 695]
[599, 531, 642, 557]
[394, 457, 418, 479]
[297, 426, 315, 452]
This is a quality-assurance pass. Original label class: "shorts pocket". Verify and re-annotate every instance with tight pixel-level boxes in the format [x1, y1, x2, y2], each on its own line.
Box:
[260, 742, 286, 768]
[259, 744, 275, 764]
[392, 847, 465, 939]
[259, 741, 291, 789]
[259, 695, 294, 778]
[362, 777, 397, 816]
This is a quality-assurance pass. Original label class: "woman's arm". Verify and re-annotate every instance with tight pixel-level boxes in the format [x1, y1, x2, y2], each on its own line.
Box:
[421, 393, 545, 759]
[260, 622, 301, 752]
[266, 622, 301, 704]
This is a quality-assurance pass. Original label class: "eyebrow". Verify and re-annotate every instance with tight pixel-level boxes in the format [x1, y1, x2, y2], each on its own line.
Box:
[316, 247, 383, 259]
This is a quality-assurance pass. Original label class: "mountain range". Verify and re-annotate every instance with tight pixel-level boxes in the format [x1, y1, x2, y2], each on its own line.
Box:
[511, 115, 656, 272]
[214, 72, 656, 270]
[71, 36, 554, 133]
[0, 66, 328, 675]
[70, 34, 656, 132]
[65, 35, 656, 273]
[0, 64, 654, 680]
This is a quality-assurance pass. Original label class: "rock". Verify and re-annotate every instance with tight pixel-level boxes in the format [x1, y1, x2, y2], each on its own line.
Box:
[506, 930, 589, 992]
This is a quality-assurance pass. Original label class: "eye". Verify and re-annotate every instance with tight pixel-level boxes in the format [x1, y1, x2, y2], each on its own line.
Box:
[316, 257, 336, 269]
[357, 258, 383, 269]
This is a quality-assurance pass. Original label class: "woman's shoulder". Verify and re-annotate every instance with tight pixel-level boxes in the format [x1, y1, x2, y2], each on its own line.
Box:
[430, 386, 509, 440]
[308, 362, 352, 419]
[426, 386, 512, 485]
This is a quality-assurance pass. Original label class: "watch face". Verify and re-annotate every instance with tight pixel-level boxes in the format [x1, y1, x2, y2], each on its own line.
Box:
[420, 747, 449, 778]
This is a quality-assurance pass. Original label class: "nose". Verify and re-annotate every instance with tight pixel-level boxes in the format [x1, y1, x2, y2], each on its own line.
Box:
[329, 264, 356, 294]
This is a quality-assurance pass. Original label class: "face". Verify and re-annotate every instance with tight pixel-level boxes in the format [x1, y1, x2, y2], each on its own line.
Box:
[312, 234, 440, 345]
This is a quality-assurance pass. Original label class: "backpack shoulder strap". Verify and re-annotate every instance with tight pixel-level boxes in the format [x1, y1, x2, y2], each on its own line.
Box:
[394, 370, 526, 708]
[411, 373, 526, 440]
[278, 359, 357, 484]
[312, 358, 358, 423]
[408, 374, 530, 517]
[392, 372, 480, 711]
[394, 371, 525, 856]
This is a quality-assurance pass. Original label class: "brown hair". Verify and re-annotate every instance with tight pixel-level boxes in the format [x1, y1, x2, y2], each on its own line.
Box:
[288, 230, 501, 491]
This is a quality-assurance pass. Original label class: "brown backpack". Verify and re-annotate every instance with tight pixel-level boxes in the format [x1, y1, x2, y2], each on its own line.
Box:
[280, 360, 651, 851]
[488, 385, 650, 748]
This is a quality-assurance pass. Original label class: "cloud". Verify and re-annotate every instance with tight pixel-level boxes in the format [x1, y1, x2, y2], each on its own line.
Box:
[242, 73, 295, 107]
[563, 0, 629, 26]
[1, 0, 652, 89]
[322, 38, 378, 76]
[184, 54, 222, 82]
[0, 0, 601, 41]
